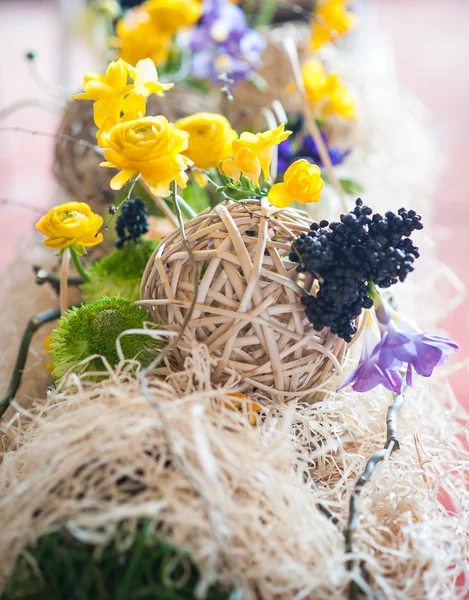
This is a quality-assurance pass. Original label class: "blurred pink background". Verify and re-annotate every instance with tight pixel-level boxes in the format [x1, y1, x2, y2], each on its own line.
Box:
[0, 0, 468, 406]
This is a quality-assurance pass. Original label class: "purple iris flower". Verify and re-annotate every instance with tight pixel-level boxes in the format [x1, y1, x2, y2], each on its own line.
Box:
[179, 0, 266, 85]
[374, 296, 458, 386]
[338, 294, 458, 394]
[337, 313, 403, 394]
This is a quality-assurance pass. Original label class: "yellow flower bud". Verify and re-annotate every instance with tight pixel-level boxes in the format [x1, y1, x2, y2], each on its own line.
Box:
[115, 8, 172, 67]
[301, 59, 357, 121]
[233, 124, 292, 181]
[311, 0, 356, 51]
[98, 116, 193, 196]
[144, 0, 202, 34]
[221, 147, 262, 187]
[268, 159, 324, 208]
[175, 112, 238, 171]
[36, 202, 104, 250]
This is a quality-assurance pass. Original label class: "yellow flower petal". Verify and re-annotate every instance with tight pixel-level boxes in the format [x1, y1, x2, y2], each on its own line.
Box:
[268, 183, 292, 208]
[109, 169, 135, 190]
[221, 158, 241, 183]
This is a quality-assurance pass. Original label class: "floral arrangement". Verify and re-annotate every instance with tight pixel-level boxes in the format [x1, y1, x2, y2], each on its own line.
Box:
[0, 2, 467, 600]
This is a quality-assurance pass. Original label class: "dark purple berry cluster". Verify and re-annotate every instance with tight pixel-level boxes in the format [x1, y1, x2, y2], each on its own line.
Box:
[290, 199, 423, 341]
[116, 198, 149, 248]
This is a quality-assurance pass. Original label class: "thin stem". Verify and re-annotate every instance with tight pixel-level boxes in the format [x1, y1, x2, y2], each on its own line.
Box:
[0, 308, 61, 418]
[69, 247, 89, 282]
[99, 174, 141, 235]
[175, 194, 197, 220]
[345, 390, 406, 600]
[255, 0, 277, 26]
[60, 249, 71, 316]
[140, 181, 200, 375]
[141, 181, 178, 227]
[282, 37, 347, 211]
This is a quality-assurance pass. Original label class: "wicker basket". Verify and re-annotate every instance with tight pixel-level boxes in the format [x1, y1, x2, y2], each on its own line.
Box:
[140, 199, 349, 400]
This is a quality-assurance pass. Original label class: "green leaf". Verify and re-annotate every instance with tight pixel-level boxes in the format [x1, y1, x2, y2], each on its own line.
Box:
[339, 178, 364, 195]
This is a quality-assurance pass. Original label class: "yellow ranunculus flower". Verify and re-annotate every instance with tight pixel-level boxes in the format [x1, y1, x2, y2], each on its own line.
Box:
[175, 113, 237, 171]
[70, 58, 134, 127]
[115, 7, 172, 67]
[268, 159, 324, 208]
[221, 148, 262, 187]
[144, 0, 202, 34]
[232, 124, 292, 181]
[128, 58, 173, 100]
[302, 59, 357, 121]
[98, 116, 193, 196]
[311, 0, 356, 50]
[71, 58, 173, 128]
[36, 202, 104, 250]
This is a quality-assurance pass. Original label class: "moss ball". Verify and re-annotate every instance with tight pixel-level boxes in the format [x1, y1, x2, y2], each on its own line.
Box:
[50, 295, 162, 379]
[81, 240, 156, 303]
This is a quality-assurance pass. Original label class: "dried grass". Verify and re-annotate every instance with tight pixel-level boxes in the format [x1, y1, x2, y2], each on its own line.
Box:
[0, 345, 468, 599]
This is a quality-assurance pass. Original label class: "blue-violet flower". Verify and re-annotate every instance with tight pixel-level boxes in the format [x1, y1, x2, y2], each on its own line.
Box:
[179, 0, 266, 85]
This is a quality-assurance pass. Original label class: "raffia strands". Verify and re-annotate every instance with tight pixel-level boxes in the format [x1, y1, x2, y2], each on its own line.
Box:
[140, 198, 350, 401]
[0, 346, 468, 599]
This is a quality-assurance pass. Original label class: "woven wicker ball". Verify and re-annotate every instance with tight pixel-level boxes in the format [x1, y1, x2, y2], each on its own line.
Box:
[140, 199, 349, 400]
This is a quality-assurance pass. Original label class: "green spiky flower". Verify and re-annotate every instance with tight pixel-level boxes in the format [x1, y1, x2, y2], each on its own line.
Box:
[50, 296, 161, 379]
[80, 240, 156, 303]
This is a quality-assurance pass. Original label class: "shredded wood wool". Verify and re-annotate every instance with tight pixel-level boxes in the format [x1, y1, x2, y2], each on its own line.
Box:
[0, 344, 468, 599]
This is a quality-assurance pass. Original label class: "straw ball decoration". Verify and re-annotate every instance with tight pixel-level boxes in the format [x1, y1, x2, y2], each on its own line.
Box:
[141, 199, 350, 400]
[53, 100, 116, 206]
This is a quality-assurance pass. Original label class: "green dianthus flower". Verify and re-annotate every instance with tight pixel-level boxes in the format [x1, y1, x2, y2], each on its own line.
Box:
[80, 240, 156, 303]
[50, 295, 161, 379]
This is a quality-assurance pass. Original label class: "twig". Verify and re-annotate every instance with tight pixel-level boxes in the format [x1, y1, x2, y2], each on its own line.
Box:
[282, 37, 347, 211]
[99, 175, 141, 234]
[33, 265, 82, 295]
[0, 126, 101, 153]
[0, 308, 61, 418]
[345, 391, 406, 600]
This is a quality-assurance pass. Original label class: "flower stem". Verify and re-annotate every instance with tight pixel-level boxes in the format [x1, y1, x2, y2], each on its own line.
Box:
[368, 281, 379, 300]
[69, 246, 89, 282]
[140, 181, 199, 375]
[175, 194, 197, 220]
[60, 249, 71, 316]
[255, 0, 277, 27]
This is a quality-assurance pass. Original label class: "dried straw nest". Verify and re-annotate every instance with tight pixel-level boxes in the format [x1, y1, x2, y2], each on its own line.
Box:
[1, 347, 468, 599]
[53, 86, 217, 206]
[140, 199, 351, 400]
